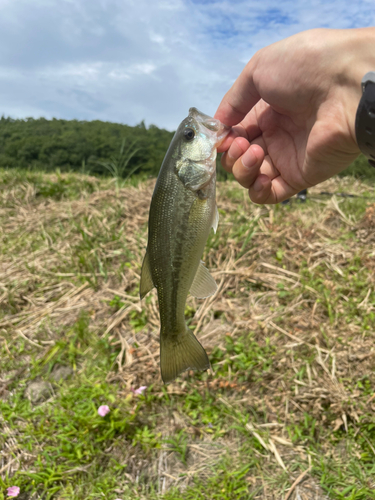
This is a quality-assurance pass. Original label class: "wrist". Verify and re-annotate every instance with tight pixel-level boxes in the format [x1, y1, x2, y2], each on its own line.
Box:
[338, 28, 375, 151]
[345, 28, 375, 85]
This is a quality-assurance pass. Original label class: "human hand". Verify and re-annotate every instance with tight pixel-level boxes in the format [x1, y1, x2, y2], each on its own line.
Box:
[215, 28, 375, 204]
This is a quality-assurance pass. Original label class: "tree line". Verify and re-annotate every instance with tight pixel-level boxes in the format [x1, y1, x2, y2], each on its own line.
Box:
[0, 116, 373, 180]
[0, 116, 174, 178]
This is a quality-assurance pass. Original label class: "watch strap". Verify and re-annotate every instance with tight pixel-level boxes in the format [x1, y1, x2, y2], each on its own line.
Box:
[355, 71, 375, 167]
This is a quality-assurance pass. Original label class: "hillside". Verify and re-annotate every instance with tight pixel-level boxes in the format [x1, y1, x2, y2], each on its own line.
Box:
[0, 117, 174, 177]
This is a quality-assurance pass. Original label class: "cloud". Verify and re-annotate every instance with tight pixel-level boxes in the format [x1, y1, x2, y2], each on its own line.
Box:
[0, 0, 374, 129]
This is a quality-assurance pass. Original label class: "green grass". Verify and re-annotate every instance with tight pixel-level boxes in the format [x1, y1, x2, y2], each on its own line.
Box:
[1, 170, 375, 499]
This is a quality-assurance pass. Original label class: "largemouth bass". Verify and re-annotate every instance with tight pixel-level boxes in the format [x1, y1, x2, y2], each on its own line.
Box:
[140, 108, 229, 383]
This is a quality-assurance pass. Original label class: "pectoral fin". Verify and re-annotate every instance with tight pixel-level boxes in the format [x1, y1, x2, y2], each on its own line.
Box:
[177, 160, 211, 191]
[212, 204, 219, 233]
[190, 261, 217, 298]
[140, 251, 154, 299]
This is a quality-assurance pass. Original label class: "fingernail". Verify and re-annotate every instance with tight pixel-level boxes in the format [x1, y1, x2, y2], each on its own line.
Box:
[241, 149, 256, 169]
[253, 177, 263, 192]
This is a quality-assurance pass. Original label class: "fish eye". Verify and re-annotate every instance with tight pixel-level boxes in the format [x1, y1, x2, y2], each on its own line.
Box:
[184, 128, 195, 141]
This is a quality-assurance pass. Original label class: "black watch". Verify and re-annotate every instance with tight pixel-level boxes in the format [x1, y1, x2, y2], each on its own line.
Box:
[355, 71, 375, 167]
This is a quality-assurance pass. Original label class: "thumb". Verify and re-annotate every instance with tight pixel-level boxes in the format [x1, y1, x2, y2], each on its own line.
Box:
[214, 61, 261, 127]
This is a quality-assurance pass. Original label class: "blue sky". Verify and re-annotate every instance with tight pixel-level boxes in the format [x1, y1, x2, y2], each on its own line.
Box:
[0, 0, 374, 130]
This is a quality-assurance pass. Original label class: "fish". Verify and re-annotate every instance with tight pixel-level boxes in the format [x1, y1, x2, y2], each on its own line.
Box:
[140, 107, 229, 383]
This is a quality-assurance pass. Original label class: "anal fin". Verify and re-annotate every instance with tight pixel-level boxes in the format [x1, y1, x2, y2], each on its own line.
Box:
[190, 261, 217, 298]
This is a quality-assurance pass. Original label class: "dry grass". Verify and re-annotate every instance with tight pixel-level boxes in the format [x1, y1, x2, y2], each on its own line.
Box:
[0, 171, 375, 499]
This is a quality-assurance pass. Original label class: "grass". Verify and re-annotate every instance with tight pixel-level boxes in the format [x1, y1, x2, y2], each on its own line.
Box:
[0, 169, 375, 499]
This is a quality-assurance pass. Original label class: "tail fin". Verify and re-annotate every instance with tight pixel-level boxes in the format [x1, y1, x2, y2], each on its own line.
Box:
[160, 328, 210, 384]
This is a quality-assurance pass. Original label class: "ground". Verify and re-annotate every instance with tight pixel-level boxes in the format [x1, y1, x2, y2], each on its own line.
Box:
[0, 169, 374, 500]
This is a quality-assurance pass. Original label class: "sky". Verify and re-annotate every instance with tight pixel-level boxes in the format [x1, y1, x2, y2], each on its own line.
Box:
[0, 0, 374, 130]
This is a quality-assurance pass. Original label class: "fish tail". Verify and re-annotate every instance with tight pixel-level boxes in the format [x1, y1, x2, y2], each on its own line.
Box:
[160, 328, 210, 384]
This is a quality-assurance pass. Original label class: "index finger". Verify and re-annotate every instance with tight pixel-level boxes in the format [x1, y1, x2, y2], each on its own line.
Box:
[214, 61, 261, 127]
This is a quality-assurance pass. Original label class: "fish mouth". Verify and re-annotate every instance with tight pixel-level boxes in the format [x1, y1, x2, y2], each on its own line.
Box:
[189, 107, 230, 145]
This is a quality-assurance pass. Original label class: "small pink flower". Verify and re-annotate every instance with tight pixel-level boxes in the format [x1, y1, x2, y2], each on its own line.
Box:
[131, 386, 147, 396]
[7, 486, 20, 497]
[97, 405, 110, 417]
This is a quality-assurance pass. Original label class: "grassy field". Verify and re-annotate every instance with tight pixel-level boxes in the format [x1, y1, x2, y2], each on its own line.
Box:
[0, 169, 375, 500]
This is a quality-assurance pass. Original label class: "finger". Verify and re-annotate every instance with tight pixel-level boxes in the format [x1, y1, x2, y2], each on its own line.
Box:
[248, 174, 273, 204]
[217, 130, 238, 154]
[258, 153, 280, 180]
[221, 137, 251, 172]
[231, 145, 265, 189]
[248, 135, 268, 157]
[217, 122, 250, 153]
[217, 101, 268, 154]
[249, 173, 297, 205]
[237, 100, 269, 143]
[214, 60, 261, 127]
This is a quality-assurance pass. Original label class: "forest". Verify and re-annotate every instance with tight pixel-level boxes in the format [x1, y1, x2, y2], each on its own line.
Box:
[0, 115, 374, 180]
[0, 116, 174, 179]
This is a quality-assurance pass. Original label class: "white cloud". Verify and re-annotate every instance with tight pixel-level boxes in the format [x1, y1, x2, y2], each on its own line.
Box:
[149, 32, 166, 45]
[0, 0, 374, 129]
[131, 63, 156, 75]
